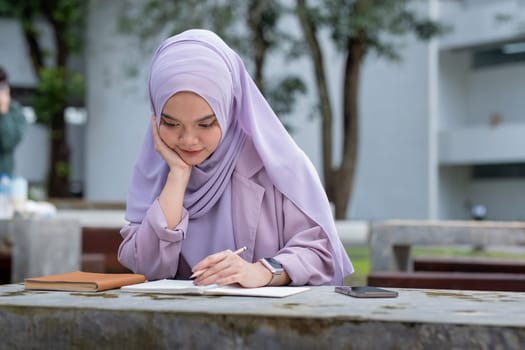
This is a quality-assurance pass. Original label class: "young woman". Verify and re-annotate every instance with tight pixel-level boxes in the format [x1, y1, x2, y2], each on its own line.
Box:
[118, 29, 353, 287]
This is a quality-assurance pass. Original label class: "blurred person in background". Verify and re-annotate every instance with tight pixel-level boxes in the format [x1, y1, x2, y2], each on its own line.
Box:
[0, 65, 27, 176]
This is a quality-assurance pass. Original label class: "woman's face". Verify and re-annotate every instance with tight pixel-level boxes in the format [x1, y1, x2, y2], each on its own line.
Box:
[159, 91, 222, 165]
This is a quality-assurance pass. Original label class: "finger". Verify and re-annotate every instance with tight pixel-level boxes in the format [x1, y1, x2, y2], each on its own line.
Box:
[195, 264, 234, 286]
[193, 257, 235, 285]
[193, 267, 221, 285]
[215, 272, 242, 286]
[194, 255, 244, 286]
[151, 115, 174, 159]
[189, 268, 206, 279]
[192, 249, 232, 272]
[151, 115, 162, 147]
[211, 258, 247, 286]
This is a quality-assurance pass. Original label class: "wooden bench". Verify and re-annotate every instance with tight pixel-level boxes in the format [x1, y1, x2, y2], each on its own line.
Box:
[368, 257, 525, 292]
[367, 271, 525, 292]
[0, 253, 11, 284]
[369, 220, 525, 272]
[81, 227, 130, 273]
[413, 257, 525, 274]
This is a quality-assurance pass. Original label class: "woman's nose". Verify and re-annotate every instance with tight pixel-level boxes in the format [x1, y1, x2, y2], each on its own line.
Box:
[179, 129, 198, 145]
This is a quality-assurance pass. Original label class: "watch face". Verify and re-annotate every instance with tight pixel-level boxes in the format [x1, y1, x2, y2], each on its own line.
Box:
[265, 257, 282, 269]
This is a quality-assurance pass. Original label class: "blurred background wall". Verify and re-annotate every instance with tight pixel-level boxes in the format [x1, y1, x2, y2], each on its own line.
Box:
[2, 0, 525, 220]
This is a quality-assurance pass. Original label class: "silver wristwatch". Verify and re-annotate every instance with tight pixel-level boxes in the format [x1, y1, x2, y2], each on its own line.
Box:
[259, 257, 284, 286]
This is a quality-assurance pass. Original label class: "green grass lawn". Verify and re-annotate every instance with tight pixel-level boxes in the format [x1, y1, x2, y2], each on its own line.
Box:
[344, 246, 369, 286]
[343, 245, 525, 287]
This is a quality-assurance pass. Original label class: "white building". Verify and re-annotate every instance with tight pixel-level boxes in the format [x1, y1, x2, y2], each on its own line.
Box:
[2, 0, 525, 220]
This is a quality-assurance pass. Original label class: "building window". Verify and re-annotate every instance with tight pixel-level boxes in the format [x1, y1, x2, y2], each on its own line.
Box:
[473, 42, 525, 69]
[472, 163, 525, 179]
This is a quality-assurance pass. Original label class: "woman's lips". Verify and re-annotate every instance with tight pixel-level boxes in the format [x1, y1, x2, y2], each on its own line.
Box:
[180, 149, 202, 156]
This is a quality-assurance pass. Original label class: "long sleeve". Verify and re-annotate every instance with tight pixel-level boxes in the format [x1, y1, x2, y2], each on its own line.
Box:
[0, 100, 27, 175]
[0, 100, 26, 153]
[232, 138, 346, 286]
[118, 199, 189, 280]
[272, 195, 335, 286]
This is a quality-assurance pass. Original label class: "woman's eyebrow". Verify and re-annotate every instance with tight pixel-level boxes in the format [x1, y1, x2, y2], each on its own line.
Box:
[196, 114, 216, 122]
[160, 113, 216, 122]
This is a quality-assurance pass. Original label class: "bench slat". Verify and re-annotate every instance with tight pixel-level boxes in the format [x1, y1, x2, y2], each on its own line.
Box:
[367, 271, 525, 292]
[81, 227, 130, 273]
[413, 257, 525, 274]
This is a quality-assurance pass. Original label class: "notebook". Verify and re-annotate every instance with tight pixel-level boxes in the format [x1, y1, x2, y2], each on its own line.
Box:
[121, 279, 310, 298]
[24, 271, 146, 292]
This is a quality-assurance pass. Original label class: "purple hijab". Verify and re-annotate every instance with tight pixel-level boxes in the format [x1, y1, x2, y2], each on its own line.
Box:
[125, 29, 353, 282]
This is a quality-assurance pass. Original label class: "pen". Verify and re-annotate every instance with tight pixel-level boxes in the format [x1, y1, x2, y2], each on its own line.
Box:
[190, 246, 247, 279]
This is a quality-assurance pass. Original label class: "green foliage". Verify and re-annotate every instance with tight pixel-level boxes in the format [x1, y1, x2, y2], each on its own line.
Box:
[117, 0, 306, 119]
[0, 0, 85, 51]
[0, 0, 86, 197]
[266, 76, 307, 130]
[118, 0, 244, 49]
[0, 0, 37, 17]
[54, 161, 69, 177]
[52, 0, 86, 52]
[307, 0, 448, 60]
[32, 67, 83, 126]
[0, 0, 86, 127]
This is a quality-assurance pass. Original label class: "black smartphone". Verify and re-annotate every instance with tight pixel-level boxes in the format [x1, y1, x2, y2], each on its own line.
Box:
[334, 286, 398, 298]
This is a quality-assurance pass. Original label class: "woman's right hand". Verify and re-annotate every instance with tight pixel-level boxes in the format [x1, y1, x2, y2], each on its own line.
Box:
[152, 114, 191, 228]
[0, 88, 10, 114]
[151, 114, 192, 174]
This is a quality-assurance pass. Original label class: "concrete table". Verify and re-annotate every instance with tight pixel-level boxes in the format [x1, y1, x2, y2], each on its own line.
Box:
[55, 209, 126, 228]
[0, 218, 81, 283]
[370, 220, 525, 272]
[0, 284, 524, 349]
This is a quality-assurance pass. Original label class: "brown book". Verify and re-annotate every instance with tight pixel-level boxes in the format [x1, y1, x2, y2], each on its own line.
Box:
[24, 271, 146, 292]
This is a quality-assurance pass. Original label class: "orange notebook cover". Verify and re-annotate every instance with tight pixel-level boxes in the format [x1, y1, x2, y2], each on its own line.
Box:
[24, 271, 146, 292]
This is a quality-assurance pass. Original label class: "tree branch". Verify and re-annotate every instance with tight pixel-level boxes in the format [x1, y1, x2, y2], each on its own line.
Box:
[247, 0, 272, 92]
[41, 1, 68, 67]
[19, 8, 44, 74]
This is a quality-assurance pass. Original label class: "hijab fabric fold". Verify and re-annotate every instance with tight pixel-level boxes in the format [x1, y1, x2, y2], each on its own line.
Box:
[125, 29, 353, 283]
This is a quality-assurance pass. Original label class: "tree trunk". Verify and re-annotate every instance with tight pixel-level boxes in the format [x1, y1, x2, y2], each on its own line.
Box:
[12, 2, 76, 199]
[334, 36, 365, 219]
[247, 0, 271, 92]
[296, 0, 336, 203]
[48, 109, 70, 198]
[47, 9, 71, 198]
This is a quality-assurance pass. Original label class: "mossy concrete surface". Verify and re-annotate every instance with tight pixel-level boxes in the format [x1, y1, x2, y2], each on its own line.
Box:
[0, 284, 524, 349]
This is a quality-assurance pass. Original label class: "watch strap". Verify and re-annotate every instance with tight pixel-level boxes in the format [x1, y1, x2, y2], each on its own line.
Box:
[267, 272, 281, 286]
[259, 258, 283, 286]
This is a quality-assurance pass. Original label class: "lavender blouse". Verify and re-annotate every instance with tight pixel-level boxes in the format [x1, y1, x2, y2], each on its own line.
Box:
[118, 139, 335, 285]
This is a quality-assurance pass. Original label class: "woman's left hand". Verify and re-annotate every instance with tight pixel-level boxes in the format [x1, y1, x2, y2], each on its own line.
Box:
[191, 250, 272, 288]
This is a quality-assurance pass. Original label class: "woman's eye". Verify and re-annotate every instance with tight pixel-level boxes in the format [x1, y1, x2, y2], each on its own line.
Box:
[161, 119, 177, 128]
[199, 120, 217, 129]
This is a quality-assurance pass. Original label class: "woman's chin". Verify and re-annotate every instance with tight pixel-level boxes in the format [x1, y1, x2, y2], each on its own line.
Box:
[180, 154, 207, 166]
